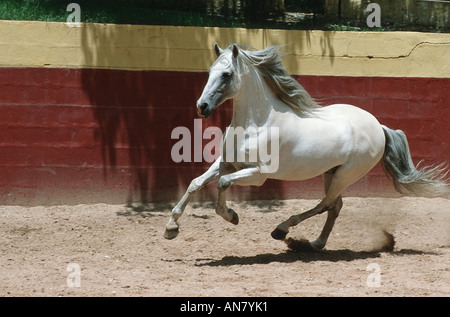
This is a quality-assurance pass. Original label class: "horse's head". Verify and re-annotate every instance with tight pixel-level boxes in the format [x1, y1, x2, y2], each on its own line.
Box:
[196, 43, 242, 118]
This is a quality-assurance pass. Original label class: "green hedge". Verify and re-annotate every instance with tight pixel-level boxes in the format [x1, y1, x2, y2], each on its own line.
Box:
[0, 0, 332, 30]
[0, 0, 446, 32]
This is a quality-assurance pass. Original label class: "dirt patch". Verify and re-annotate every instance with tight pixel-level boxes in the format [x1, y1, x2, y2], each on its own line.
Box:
[0, 197, 449, 297]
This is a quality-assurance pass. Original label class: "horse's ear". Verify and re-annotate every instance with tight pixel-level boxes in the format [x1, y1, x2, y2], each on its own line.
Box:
[214, 43, 223, 57]
[232, 44, 239, 59]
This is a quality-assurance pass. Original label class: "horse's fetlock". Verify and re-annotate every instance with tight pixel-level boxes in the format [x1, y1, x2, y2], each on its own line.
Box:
[172, 207, 183, 217]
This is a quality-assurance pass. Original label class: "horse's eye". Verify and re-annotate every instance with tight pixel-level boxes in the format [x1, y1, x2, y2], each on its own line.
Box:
[222, 72, 232, 79]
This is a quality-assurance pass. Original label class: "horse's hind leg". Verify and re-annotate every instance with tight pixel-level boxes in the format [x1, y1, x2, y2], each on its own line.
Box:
[310, 170, 343, 249]
[272, 164, 359, 244]
[310, 195, 342, 249]
[271, 199, 330, 240]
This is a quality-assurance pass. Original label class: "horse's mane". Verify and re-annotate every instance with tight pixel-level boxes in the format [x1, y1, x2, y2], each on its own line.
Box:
[230, 44, 320, 115]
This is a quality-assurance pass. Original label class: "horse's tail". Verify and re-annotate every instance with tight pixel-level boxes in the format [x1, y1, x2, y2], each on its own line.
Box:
[380, 125, 449, 197]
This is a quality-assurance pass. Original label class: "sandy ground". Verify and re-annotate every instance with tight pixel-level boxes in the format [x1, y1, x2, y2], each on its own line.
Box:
[0, 197, 449, 297]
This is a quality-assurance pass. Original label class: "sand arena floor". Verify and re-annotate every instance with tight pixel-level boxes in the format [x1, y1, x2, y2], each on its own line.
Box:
[0, 197, 449, 296]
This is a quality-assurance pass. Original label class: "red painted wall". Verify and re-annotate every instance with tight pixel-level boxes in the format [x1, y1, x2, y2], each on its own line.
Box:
[0, 67, 448, 204]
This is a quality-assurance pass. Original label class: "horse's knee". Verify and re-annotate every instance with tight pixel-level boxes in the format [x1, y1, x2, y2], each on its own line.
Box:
[217, 175, 232, 190]
[188, 178, 203, 193]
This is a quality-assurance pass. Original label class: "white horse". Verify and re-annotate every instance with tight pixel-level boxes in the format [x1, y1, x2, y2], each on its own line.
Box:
[164, 43, 448, 249]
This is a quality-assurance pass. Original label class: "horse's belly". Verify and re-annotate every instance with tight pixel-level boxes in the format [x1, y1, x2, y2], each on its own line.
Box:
[270, 152, 347, 181]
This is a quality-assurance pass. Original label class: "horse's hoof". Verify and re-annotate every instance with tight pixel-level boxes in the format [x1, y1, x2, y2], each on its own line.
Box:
[271, 228, 288, 240]
[229, 209, 239, 225]
[309, 239, 325, 250]
[164, 228, 179, 240]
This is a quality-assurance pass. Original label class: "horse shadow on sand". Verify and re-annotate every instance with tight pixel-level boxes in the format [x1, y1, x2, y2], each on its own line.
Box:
[194, 247, 436, 266]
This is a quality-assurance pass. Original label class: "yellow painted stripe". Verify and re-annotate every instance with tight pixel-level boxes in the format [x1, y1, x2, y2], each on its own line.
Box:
[0, 20, 449, 77]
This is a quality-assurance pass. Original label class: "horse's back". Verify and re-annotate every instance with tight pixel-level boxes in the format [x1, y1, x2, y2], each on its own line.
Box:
[320, 103, 379, 125]
[272, 103, 385, 181]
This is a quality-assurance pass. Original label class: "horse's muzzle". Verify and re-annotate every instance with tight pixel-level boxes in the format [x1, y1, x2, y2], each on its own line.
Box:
[196, 101, 210, 118]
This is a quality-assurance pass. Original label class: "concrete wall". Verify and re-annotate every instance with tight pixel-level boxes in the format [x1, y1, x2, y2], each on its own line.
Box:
[0, 20, 449, 205]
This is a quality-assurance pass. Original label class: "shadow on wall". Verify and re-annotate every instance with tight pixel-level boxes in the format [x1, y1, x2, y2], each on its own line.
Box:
[79, 25, 206, 204]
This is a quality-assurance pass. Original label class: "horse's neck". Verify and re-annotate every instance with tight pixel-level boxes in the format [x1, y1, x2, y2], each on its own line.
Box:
[231, 69, 278, 129]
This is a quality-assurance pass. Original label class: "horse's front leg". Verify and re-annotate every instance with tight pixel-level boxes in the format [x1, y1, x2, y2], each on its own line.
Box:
[215, 166, 266, 225]
[164, 158, 232, 239]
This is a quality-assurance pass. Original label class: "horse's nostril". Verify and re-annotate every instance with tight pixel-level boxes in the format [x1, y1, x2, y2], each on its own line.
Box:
[200, 102, 208, 111]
